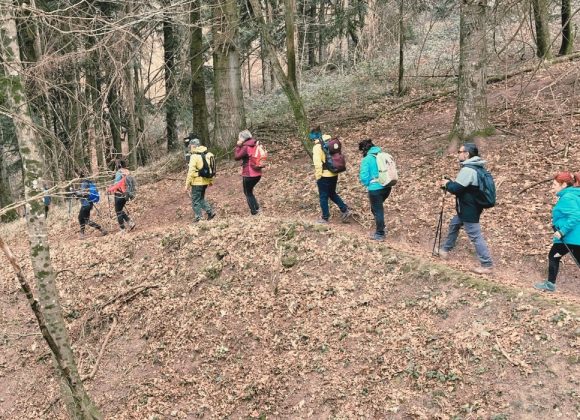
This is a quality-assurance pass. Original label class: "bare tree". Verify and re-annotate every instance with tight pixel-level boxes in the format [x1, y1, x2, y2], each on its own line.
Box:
[285, 0, 298, 89]
[559, 0, 574, 55]
[190, 0, 210, 144]
[531, 0, 552, 58]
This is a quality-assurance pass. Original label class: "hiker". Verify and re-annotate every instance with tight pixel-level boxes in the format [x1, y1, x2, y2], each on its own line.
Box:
[74, 173, 106, 239]
[184, 138, 216, 222]
[234, 130, 262, 215]
[534, 172, 580, 292]
[438, 143, 494, 274]
[310, 126, 351, 224]
[183, 132, 199, 164]
[107, 159, 136, 233]
[358, 139, 391, 241]
[43, 184, 51, 219]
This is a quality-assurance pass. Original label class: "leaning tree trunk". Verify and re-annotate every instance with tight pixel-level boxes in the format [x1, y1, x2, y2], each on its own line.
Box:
[249, 0, 310, 155]
[212, 0, 246, 151]
[190, 0, 210, 145]
[532, 0, 552, 58]
[284, 0, 298, 90]
[163, 0, 179, 152]
[559, 0, 573, 55]
[0, 4, 102, 419]
[452, 0, 492, 140]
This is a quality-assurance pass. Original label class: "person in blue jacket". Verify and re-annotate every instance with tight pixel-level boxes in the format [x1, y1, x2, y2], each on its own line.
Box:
[534, 172, 580, 292]
[74, 172, 107, 239]
[359, 139, 392, 241]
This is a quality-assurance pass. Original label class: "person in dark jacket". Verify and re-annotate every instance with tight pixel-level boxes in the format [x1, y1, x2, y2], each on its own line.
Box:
[74, 172, 107, 239]
[234, 130, 262, 215]
[43, 184, 51, 219]
[534, 172, 580, 292]
[439, 143, 493, 274]
[358, 139, 391, 241]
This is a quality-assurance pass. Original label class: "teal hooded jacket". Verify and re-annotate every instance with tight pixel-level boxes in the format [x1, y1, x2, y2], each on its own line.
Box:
[359, 146, 385, 192]
[553, 186, 580, 246]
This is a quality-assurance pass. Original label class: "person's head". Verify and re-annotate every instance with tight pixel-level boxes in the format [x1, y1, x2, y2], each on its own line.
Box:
[553, 171, 575, 192]
[358, 139, 374, 156]
[458, 143, 478, 162]
[189, 138, 200, 148]
[238, 130, 252, 143]
[309, 126, 322, 141]
[77, 170, 87, 179]
[116, 159, 127, 170]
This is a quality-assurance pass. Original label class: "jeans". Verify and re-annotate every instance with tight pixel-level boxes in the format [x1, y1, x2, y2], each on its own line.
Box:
[442, 214, 493, 267]
[191, 185, 214, 219]
[316, 176, 348, 220]
[78, 204, 102, 233]
[114, 195, 130, 228]
[242, 176, 261, 215]
[369, 187, 391, 236]
[548, 243, 580, 283]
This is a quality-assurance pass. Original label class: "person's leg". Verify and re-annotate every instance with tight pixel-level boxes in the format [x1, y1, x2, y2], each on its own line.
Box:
[191, 186, 204, 220]
[248, 176, 261, 213]
[368, 190, 385, 236]
[242, 177, 260, 215]
[463, 222, 493, 267]
[78, 206, 89, 233]
[199, 185, 214, 217]
[44, 205, 49, 219]
[115, 196, 127, 228]
[547, 243, 570, 283]
[85, 204, 103, 232]
[441, 215, 462, 252]
[316, 177, 331, 220]
[327, 176, 348, 213]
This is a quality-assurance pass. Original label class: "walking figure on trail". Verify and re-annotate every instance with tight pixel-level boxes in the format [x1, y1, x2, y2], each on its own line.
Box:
[184, 137, 216, 222]
[534, 172, 580, 292]
[438, 143, 494, 274]
[43, 184, 51, 219]
[310, 126, 351, 224]
[234, 130, 263, 216]
[358, 139, 393, 241]
[107, 159, 136, 233]
[74, 172, 107, 239]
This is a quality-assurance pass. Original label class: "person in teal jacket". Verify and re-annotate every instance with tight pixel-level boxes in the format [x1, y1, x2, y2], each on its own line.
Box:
[535, 172, 580, 292]
[359, 139, 392, 241]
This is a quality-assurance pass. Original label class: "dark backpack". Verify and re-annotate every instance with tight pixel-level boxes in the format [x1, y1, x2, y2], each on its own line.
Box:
[124, 174, 137, 200]
[197, 151, 216, 178]
[321, 138, 346, 174]
[464, 164, 496, 208]
[87, 182, 100, 204]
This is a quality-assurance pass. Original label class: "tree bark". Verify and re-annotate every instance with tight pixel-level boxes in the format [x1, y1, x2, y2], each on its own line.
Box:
[212, 0, 246, 151]
[397, 0, 405, 96]
[531, 0, 552, 58]
[559, 0, 574, 55]
[285, 0, 298, 89]
[162, 0, 179, 152]
[0, 4, 102, 418]
[106, 80, 123, 158]
[190, 0, 210, 145]
[452, 0, 492, 140]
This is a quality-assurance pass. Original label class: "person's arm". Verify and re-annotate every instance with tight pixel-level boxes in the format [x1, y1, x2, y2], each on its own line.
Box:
[359, 156, 372, 187]
[234, 144, 247, 161]
[444, 167, 474, 196]
[184, 154, 201, 189]
[312, 143, 323, 180]
[554, 195, 580, 238]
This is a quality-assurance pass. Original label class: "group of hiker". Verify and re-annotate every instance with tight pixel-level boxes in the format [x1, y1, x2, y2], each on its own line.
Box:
[56, 125, 578, 292]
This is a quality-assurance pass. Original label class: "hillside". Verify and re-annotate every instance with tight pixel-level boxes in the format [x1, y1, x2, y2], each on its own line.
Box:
[1, 62, 579, 418]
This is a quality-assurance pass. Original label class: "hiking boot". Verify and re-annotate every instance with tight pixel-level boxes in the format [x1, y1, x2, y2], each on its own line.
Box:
[207, 211, 216, 221]
[534, 280, 556, 292]
[370, 233, 385, 241]
[316, 218, 329, 225]
[78, 232, 86, 240]
[472, 266, 493, 275]
[340, 209, 352, 223]
[437, 248, 449, 259]
[100, 229, 108, 237]
[127, 220, 136, 231]
[193, 217, 201, 223]
[117, 229, 127, 235]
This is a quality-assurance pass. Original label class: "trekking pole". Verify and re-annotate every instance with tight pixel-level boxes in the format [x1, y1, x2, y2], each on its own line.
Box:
[432, 182, 449, 256]
[562, 240, 580, 269]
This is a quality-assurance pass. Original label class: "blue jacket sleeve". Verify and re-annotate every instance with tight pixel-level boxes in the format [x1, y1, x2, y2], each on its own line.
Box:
[445, 180, 467, 196]
[359, 156, 372, 187]
[554, 196, 580, 237]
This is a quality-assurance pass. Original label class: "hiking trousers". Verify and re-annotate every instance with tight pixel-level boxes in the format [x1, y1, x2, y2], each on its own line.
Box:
[114, 195, 130, 228]
[442, 215, 493, 267]
[78, 204, 102, 233]
[317, 176, 348, 220]
[191, 185, 214, 219]
[242, 176, 261, 215]
[368, 187, 392, 236]
[548, 243, 580, 283]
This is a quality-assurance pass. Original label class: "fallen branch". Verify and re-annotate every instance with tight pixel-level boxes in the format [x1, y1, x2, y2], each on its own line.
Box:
[99, 284, 160, 312]
[494, 337, 532, 373]
[81, 316, 118, 382]
[518, 178, 552, 195]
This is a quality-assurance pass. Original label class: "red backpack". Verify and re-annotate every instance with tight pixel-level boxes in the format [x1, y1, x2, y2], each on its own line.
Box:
[249, 141, 268, 170]
[322, 138, 346, 173]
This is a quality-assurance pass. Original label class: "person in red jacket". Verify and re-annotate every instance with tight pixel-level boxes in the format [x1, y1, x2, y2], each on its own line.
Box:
[234, 130, 262, 215]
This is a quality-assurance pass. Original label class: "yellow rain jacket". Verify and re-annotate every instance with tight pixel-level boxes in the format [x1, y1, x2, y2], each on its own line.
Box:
[312, 136, 338, 180]
[185, 145, 213, 187]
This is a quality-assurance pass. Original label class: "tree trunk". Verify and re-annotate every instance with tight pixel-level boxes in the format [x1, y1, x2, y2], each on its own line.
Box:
[559, 0, 573, 55]
[163, 0, 179, 152]
[134, 62, 148, 166]
[249, 0, 310, 155]
[190, 0, 210, 145]
[106, 80, 123, 159]
[0, 143, 18, 222]
[212, 0, 246, 151]
[306, 0, 317, 67]
[532, 0, 552, 58]
[397, 0, 405, 96]
[125, 59, 138, 169]
[0, 5, 102, 418]
[284, 0, 298, 89]
[452, 0, 492, 140]
[318, 0, 326, 63]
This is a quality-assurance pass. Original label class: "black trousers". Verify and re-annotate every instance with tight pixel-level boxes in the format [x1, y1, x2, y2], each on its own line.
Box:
[114, 195, 130, 228]
[78, 204, 102, 233]
[548, 243, 580, 283]
[242, 176, 261, 215]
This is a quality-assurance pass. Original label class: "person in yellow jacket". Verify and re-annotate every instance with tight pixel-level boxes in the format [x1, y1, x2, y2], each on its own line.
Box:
[183, 138, 216, 222]
[310, 127, 351, 224]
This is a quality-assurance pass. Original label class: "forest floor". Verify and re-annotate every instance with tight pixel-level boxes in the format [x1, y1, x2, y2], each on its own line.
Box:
[1, 62, 579, 419]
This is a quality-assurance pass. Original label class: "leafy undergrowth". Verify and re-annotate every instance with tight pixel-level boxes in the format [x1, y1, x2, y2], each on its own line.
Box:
[1, 218, 579, 418]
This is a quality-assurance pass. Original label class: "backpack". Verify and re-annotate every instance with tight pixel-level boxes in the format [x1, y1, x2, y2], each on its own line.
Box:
[464, 164, 496, 208]
[249, 141, 268, 170]
[196, 151, 216, 178]
[374, 152, 398, 187]
[124, 174, 137, 200]
[321, 138, 346, 173]
[87, 182, 100, 204]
